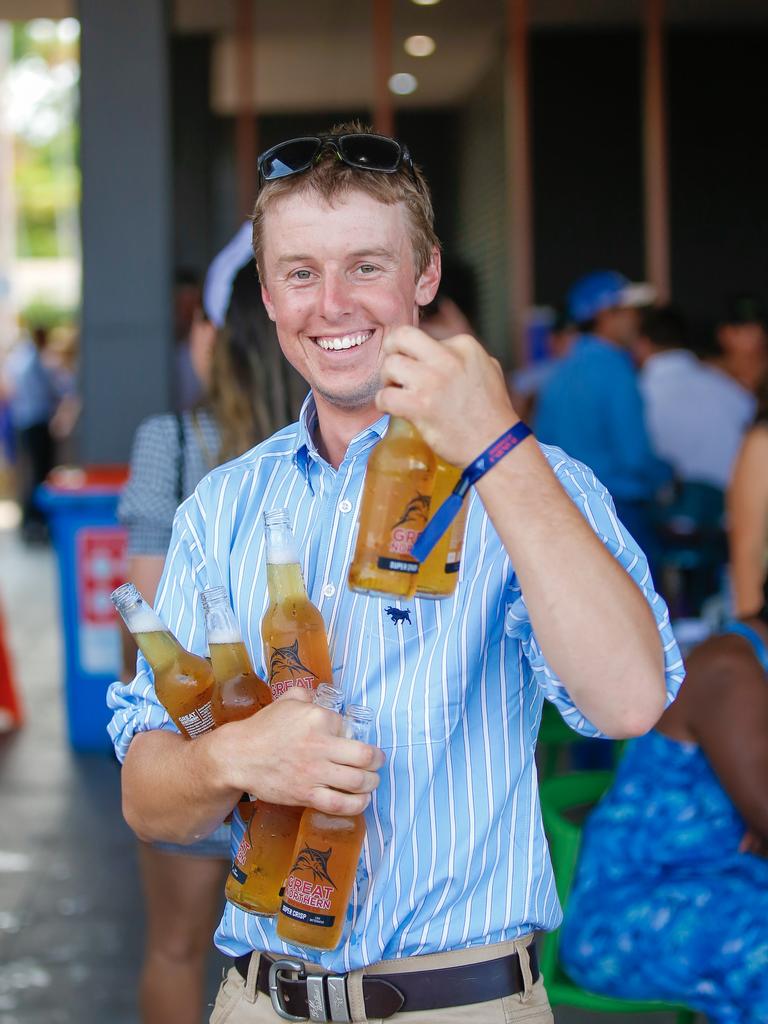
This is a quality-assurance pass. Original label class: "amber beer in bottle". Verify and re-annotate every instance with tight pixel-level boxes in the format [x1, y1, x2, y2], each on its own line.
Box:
[277, 704, 373, 950]
[225, 513, 335, 916]
[225, 685, 344, 917]
[111, 582, 216, 739]
[415, 458, 469, 599]
[348, 417, 436, 598]
[200, 587, 272, 724]
[261, 507, 333, 697]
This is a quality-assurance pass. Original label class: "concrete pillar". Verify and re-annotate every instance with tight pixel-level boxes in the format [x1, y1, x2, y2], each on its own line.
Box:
[78, 0, 172, 463]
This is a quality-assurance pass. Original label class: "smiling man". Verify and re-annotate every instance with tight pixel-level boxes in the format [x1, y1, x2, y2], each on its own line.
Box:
[108, 124, 683, 1024]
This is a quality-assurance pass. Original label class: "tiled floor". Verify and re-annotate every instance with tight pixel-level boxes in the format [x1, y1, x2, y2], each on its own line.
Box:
[0, 511, 698, 1024]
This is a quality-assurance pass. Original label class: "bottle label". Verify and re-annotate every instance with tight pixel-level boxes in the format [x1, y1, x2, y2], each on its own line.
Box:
[178, 701, 215, 738]
[280, 899, 335, 928]
[280, 845, 337, 927]
[230, 862, 247, 885]
[377, 556, 420, 574]
[268, 641, 318, 698]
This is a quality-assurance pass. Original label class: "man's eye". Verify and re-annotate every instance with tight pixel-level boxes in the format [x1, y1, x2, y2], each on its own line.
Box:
[292, 269, 312, 281]
[358, 264, 377, 275]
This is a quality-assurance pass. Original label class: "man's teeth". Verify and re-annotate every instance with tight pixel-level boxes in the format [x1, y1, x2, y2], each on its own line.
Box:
[315, 332, 371, 351]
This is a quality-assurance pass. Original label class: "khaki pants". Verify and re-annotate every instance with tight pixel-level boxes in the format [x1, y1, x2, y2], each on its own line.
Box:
[209, 935, 553, 1024]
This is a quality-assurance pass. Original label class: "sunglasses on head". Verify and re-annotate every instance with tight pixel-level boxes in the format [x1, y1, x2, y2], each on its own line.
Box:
[257, 133, 416, 184]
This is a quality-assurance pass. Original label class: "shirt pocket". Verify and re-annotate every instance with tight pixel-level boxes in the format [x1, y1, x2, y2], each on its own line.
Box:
[356, 597, 466, 749]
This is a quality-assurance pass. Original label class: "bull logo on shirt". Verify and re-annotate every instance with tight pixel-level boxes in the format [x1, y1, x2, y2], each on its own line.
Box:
[290, 844, 336, 888]
[385, 606, 412, 626]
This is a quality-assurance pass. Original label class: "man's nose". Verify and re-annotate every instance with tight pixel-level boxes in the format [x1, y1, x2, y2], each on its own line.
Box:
[318, 272, 353, 321]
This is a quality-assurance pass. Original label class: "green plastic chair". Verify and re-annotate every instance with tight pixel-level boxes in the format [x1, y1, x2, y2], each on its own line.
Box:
[538, 771, 697, 1022]
[537, 702, 625, 780]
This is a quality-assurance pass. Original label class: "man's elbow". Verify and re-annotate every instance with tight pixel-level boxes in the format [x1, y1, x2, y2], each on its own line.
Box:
[604, 679, 667, 740]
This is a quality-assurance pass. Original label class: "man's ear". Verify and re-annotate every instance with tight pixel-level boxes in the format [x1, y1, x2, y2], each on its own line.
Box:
[415, 247, 441, 307]
[261, 283, 277, 322]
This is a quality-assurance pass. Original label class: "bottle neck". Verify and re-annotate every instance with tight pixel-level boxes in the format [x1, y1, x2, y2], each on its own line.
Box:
[202, 589, 245, 647]
[387, 416, 422, 441]
[266, 561, 308, 603]
[133, 629, 181, 673]
[343, 706, 373, 743]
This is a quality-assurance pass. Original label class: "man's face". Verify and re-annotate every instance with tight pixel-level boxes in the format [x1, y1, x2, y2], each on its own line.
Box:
[718, 323, 768, 391]
[595, 305, 641, 348]
[260, 189, 440, 411]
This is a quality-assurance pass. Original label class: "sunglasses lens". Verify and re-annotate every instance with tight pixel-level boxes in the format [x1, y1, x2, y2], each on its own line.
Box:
[338, 134, 401, 172]
[260, 138, 320, 180]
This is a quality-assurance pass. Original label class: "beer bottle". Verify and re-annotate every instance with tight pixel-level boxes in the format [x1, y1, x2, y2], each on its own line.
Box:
[225, 684, 345, 917]
[348, 417, 437, 598]
[414, 458, 469, 599]
[277, 703, 374, 950]
[200, 586, 272, 725]
[111, 582, 216, 739]
[262, 508, 334, 698]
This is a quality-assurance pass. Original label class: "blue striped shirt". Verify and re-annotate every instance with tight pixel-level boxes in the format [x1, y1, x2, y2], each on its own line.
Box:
[107, 395, 684, 972]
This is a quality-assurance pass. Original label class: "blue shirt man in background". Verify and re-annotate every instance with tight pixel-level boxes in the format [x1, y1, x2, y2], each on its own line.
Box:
[109, 131, 682, 1023]
[535, 270, 671, 564]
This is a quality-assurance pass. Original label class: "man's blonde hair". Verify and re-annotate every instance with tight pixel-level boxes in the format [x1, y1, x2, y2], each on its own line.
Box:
[251, 121, 440, 280]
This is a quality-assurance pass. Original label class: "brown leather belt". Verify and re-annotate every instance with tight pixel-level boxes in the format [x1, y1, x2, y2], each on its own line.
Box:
[234, 945, 539, 1021]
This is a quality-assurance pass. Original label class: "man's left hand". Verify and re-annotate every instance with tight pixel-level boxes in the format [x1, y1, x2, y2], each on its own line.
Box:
[376, 326, 520, 467]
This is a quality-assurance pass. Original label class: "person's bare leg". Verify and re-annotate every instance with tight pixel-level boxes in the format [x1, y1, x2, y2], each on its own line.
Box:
[138, 842, 229, 1024]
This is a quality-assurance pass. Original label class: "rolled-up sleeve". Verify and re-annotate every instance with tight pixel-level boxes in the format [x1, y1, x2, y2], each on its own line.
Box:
[504, 445, 685, 737]
[107, 482, 214, 761]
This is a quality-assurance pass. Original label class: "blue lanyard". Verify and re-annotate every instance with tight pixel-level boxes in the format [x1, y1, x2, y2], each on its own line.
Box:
[411, 422, 533, 563]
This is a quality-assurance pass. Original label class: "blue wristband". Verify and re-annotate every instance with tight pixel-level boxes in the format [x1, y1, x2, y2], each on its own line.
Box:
[410, 421, 532, 564]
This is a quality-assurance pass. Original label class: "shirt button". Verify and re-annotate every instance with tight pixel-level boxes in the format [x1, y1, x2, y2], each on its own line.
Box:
[322, 583, 336, 598]
[338, 499, 353, 513]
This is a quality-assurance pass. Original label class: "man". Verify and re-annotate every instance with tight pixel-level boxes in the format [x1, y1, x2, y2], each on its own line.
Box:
[535, 270, 670, 559]
[710, 293, 768, 396]
[108, 127, 682, 1023]
[634, 305, 756, 491]
[2, 325, 60, 543]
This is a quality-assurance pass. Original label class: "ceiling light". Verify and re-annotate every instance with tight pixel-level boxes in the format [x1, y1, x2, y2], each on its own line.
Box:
[411, 0, 441, 5]
[388, 73, 418, 96]
[404, 35, 436, 58]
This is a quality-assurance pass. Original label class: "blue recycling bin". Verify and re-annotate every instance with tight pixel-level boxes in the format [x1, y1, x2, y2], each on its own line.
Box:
[37, 466, 129, 753]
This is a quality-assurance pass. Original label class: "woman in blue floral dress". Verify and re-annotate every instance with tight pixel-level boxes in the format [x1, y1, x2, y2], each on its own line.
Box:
[560, 601, 768, 1023]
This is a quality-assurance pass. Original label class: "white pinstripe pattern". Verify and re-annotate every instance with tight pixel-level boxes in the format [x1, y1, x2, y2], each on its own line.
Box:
[107, 395, 684, 972]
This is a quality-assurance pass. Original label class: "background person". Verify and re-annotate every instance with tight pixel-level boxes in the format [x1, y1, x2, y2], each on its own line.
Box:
[534, 269, 670, 568]
[1, 324, 62, 543]
[728, 383, 768, 616]
[560, 581, 768, 1023]
[118, 258, 296, 1024]
[108, 125, 681, 1024]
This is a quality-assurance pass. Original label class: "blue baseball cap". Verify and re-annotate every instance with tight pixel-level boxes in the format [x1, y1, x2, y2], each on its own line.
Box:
[567, 270, 656, 325]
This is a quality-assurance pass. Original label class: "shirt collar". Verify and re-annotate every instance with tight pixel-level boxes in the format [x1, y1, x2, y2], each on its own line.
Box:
[292, 392, 390, 478]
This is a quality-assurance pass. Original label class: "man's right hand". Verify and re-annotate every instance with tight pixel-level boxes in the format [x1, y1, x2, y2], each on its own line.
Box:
[205, 689, 385, 816]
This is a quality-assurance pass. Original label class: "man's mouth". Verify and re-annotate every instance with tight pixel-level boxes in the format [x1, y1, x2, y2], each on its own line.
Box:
[312, 330, 374, 351]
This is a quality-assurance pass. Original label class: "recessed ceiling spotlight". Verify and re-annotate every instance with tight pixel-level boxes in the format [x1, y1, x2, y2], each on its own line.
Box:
[404, 35, 436, 58]
[388, 72, 419, 96]
[411, 0, 441, 5]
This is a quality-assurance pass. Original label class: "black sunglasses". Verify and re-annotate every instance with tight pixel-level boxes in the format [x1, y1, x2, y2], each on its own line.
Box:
[257, 133, 416, 184]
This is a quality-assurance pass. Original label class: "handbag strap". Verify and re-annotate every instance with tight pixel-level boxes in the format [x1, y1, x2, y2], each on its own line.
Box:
[175, 413, 186, 505]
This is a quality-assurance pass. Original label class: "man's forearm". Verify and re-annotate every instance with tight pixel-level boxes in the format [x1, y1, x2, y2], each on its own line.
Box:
[476, 439, 666, 737]
[121, 729, 240, 844]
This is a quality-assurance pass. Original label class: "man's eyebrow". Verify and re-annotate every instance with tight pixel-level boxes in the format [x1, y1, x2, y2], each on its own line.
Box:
[276, 247, 399, 266]
[349, 247, 398, 261]
[276, 253, 313, 266]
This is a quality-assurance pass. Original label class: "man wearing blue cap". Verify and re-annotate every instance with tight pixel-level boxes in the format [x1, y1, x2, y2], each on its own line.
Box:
[535, 270, 670, 563]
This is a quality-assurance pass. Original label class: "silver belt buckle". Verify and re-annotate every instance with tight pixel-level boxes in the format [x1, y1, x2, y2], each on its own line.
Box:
[268, 958, 307, 1022]
[267, 958, 351, 1023]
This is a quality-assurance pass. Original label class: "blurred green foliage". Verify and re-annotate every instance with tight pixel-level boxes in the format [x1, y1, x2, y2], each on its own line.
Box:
[11, 20, 80, 260]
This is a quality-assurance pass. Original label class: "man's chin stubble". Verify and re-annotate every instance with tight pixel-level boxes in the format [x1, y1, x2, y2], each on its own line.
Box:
[313, 376, 381, 411]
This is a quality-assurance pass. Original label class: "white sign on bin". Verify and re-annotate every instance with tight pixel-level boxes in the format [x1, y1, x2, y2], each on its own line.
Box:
[76, 527, 127, 675]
